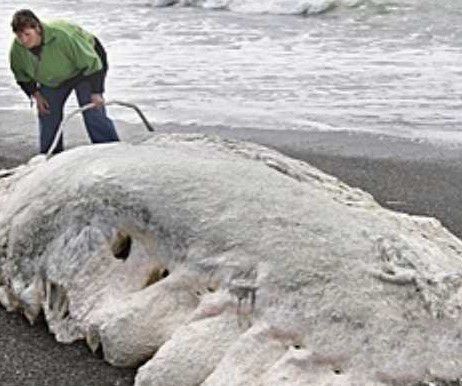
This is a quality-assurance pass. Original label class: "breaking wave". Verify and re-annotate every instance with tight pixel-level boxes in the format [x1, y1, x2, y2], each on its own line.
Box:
[148, 0, 393, 16]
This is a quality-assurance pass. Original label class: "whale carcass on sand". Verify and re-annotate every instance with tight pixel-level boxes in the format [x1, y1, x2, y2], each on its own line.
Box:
[0, 134, 462, 385]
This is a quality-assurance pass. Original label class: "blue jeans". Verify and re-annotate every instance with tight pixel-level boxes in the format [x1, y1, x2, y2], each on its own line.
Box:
[38, 80, 119, 154]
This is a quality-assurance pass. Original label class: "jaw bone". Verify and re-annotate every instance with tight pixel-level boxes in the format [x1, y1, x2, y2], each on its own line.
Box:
[1, 134, 462, 385]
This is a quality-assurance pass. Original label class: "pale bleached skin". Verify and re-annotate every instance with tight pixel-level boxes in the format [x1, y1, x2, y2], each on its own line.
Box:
[1, 135, 462, 385]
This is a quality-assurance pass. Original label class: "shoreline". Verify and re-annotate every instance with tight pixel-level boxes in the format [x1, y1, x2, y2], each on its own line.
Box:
[2, 112, 462, 385]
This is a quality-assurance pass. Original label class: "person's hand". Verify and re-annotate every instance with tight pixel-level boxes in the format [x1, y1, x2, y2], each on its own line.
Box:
[91, 93, 105, 109]
[33, 91, 50, 115]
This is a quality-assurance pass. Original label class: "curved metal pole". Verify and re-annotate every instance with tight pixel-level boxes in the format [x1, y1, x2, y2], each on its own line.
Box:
[46, 100, 154, 159]
[108, 100, 155, 133]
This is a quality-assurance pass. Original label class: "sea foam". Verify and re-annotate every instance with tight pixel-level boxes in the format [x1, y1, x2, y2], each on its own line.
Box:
[155, 0, 367, 15]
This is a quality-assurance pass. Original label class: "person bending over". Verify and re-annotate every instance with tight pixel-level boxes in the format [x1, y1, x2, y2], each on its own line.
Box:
[9, 9, 119, 154]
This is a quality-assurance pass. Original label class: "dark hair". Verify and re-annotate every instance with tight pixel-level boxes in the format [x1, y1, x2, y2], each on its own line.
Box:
[11, 9, 42, 33]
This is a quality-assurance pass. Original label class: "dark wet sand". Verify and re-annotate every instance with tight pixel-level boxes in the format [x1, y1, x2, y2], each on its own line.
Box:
[1, 112, 462, 385]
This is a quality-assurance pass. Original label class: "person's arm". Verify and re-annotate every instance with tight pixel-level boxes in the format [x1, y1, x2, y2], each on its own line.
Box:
[10, 43, 50, 114]
[10, 44, 38, 99]
[62, 31, 107, 107]
[17, 81, 38, 98]
[84, 69, 104, 94]
[85, 37, 107, 95]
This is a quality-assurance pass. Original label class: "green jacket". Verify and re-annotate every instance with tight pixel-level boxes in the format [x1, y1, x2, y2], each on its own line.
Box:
[9, 21, 102, 88]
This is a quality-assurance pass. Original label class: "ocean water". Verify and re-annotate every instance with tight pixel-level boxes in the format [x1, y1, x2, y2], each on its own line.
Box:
[1, 0, 461, 142]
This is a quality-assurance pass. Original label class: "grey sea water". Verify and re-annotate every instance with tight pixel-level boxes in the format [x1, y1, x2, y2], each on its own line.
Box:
[1, 0, 461, 142]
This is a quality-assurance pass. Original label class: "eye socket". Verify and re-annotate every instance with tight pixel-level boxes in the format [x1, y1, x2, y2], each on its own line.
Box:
[111, 233, 132, 260]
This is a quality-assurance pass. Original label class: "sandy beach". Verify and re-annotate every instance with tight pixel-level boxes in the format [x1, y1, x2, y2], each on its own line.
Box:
[2, 110, 462, 385]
